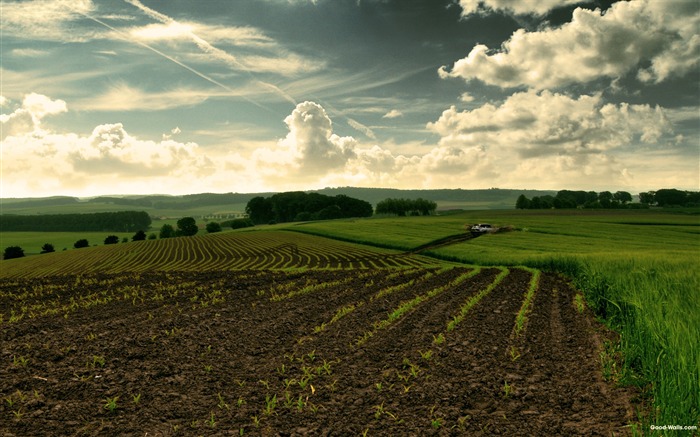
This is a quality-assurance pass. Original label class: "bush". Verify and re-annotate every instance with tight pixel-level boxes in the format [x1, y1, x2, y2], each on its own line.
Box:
[206, 222, 222, 233]
[225, 218, 254, 229]
[104, 235, 120, 245]
[132, 230, 147, 241]
[74, 239, 89, 249]
[40, 243, 55, 254]
[3, 246, 25, 260]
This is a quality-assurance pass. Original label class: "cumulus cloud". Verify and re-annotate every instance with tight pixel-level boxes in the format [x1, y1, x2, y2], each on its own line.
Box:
[1, 93, 67, 140]
[254, 101, 357, 177]
[425, 90, 680, 189]
[429, 90, 673, 157]
[1, 93, 216, 196]
[253, 101, 497, 188]
[442, 0, 700, 89]
[458, 0, 583, 16]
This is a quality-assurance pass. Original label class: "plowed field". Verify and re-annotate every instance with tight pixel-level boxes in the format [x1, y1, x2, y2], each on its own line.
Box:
[1, 264, 634, 435]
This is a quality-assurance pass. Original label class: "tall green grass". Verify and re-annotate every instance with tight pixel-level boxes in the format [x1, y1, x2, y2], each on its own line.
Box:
[533, 255, 699, 432]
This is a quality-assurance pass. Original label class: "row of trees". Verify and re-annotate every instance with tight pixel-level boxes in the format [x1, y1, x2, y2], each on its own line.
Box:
[638, 189, 700, 207]
[1, 211, 151, 232]
[516, 190, 634, 209]
[375, 198, 438, 216]
[516, 188, 699, 209]
[246, 192, 373, 224]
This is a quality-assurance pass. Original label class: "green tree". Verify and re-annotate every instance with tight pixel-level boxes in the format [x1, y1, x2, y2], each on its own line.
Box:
[4, 246, 25, 260]
[206, 222, 222, 233]
[655, 188, 687, 207]
[639, 191, 655, 205]
[613, 191, 633, 204]
[74, 239, 89, 249]
[159, 224, 175, 239]
[132, 230, 147, 241]
[104, 235, 120, 245]
[598, 191, 613, 208]
[40, 243, 55, 254]
[176, 217, 198, 236]
[515, 194, 531, 209]
[147, 233, 157, 240]
[246, 196, 274, 225]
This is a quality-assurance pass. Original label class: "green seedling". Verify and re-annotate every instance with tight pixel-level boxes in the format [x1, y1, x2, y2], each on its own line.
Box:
[503, 381, 513, 398]
[263, 394, 277, 416]
[216, 393, 228, 410]
[206, 412, 216, 428]
[419, 350, 433, 361]
[104, 396, 119, 412]
[433, 333, 445, 345]
[132, 393, 142, 405]
[375, 382, 383, 392]
[12, 355, 29, 367]
[508, 346, 521, 361]
[91, 355, 105, 368]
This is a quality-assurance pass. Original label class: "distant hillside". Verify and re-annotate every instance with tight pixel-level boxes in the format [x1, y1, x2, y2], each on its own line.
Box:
[1, 188, 557, 215]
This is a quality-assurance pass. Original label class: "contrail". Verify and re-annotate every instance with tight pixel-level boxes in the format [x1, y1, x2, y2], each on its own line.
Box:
[124, 0, 297, 106]
[74, 10, 273, 111]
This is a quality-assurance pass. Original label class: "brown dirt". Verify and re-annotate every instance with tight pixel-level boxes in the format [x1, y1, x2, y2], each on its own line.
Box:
[0, 267, 635, 436]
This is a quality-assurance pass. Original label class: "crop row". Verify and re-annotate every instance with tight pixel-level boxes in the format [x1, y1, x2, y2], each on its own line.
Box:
[0, 231, 439, 279]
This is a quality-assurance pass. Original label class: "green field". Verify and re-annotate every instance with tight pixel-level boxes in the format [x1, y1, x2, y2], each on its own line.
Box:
[1, 208, 698, 431]
[0, 231, 137, 255]
[291, 209, 700, 430]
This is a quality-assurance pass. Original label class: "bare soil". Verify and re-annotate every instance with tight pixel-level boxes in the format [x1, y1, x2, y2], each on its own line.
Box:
[0, 267, 635, 436]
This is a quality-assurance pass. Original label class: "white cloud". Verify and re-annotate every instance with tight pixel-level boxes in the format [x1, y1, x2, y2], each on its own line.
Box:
[1, 93, 67, 140]
[253, 101, 357, 177]
[426, 90, 683, 189]
[383, 109, 403, 119]
[458, 0, 583, 16]
[1, 93, 217, 197]
[0, 0, 102, 42]
[429, 90, 673, 156]
[125, 1, 322, 79]
[252, 101, 498, 188]
[443, 0, 700, 89]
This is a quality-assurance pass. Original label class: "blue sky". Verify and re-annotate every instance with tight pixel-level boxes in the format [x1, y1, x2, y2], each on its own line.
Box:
[1, 0, 698, 197]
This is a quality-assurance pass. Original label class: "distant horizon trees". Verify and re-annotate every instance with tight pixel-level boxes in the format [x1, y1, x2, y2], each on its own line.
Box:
[0, 211, 151, 232]
[245, 192, 373, 224]
[516, 188, 699, 209]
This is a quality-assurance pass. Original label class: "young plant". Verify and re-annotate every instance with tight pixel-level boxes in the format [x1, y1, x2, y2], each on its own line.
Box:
[508, 346, 521, 361]
[132, 393, 142, 405]
[433, 333, 445, 345]
[263, 394, 277, 416]
[206, 412, 216, 428]
[502, 381, 513, 398]
[104, 396, 119, 412]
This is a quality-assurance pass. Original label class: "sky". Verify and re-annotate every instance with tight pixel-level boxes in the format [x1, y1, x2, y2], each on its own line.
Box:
[1, 0, 698, 198]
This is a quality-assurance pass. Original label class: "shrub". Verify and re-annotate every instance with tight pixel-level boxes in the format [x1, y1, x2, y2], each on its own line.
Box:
[3, 246, 25, 260]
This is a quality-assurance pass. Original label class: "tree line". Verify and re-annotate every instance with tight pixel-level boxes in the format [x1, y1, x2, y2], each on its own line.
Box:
[245, 192, 373, 224]
[1, 211, 151, 232]
[516, 188, 700, 209]
[375, 198, 437, 216]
